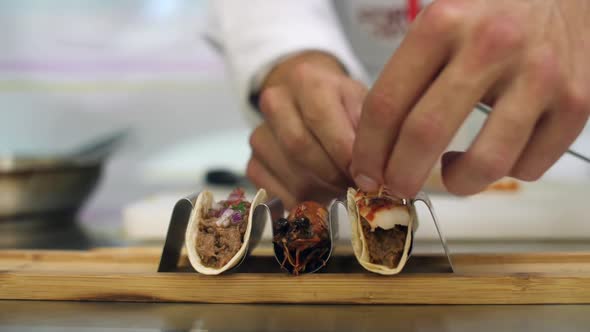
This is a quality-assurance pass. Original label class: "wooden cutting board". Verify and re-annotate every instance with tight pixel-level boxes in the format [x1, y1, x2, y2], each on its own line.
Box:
[1, 247, 590, 304]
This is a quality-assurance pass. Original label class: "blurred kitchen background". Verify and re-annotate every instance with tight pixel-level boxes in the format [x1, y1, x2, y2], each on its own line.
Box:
[0, 0, 253, 247]
[1, 0, 589, 250]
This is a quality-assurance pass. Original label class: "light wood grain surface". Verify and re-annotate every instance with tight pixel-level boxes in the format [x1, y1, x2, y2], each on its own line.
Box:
[1, 247, 589, 304]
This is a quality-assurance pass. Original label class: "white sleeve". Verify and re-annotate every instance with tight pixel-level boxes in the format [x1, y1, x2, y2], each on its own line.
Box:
[206, 0, 368, 127]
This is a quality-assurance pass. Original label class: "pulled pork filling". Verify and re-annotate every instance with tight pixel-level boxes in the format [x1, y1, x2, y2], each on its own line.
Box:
[361, 218, 407, 268]
[273, 201, 330, 275]
[196, 189, 251, 268]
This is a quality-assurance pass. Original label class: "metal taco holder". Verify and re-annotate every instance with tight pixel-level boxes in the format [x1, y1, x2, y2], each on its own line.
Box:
[158, 191, 267, 273]
[159, 191, 453, 274]
[412, 191, 454, 273]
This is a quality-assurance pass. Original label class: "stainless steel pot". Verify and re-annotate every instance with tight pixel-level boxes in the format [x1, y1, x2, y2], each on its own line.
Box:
[0, 130, 126, 221]
[0, 157, 102, 220]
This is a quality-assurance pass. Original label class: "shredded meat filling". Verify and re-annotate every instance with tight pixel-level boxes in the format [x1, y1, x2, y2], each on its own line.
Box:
[361, 217, 407, 268]
[196, 216, 247, 269]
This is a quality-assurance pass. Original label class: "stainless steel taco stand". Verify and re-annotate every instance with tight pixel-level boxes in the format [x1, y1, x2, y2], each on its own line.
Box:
[412, 191, 455, 273]
[159, 191, 453, 274]
[158, 193, 198, 272]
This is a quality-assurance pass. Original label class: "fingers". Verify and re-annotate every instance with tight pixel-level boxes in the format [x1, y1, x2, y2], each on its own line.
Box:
[259, 86, 348, 187]
[510, 87, 590, 181]
[291, 64, 358, 175]
[384, 36, 519, 197]
[250, 52, 368, 206]
[249, 124, 306, 196]
[441, 74, 548, 195]
[248, 123, 342, 207]
[246, 157, 296, 208]
[442, 47, 577, 193]
[340, 79, 368, 129]
[355, 3, 530, 197]
[348, 0, 588, 198]
[350, 1, 462, 192]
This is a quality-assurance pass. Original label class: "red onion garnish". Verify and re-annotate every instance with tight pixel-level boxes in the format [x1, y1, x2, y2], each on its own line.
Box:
[231, 212, 243, 223]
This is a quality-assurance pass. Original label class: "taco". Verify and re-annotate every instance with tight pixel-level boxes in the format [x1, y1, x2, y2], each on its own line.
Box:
[185, 187, 267, 275]
[347, 186, 417, 275]
[273, 201, 330, 275]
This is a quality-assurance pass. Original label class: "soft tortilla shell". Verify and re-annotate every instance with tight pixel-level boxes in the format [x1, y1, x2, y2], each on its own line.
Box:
[348, 187, 417, 275]
[185, 188, 267, 275]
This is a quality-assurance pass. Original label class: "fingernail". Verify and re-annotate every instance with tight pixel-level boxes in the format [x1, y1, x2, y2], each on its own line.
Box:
[387, 186, 406, 199]
[354, 174, 379, 192]
[385, 178, 411, 199]
[441, 151, 463, 169]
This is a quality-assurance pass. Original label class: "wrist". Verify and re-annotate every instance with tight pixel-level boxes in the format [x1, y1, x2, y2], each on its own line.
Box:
[262, 51, 348, 90]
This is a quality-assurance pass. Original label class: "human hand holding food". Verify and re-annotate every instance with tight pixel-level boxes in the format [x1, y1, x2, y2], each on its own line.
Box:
[247, 51, 368, 208]
[351, 0, 590, 197]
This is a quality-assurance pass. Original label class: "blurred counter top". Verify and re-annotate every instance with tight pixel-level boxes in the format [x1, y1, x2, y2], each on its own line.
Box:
[2, 300, 590, 332]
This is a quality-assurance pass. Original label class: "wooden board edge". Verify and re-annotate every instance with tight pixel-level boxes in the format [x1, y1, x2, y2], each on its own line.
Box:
[1, 272, 589, 304]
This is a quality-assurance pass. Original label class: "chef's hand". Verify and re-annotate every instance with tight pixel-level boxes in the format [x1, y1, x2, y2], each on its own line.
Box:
[247, 51, 367, 208]
[351, 0, 590, 197]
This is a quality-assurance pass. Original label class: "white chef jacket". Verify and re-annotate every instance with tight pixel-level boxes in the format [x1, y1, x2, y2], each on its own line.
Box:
[207, 0, 434, 126]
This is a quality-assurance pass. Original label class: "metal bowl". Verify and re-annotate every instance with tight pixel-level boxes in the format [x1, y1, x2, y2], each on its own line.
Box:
[0, 156, 103, 221]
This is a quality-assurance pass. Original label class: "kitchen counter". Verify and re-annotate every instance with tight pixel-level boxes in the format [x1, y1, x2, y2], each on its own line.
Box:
[2, 233, 590, 331]
[2, 301, 590, 331]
